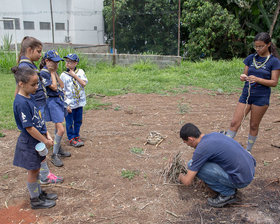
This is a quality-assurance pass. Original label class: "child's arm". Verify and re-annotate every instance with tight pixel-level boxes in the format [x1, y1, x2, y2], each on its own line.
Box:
[26, 127, 53, 149]
[69, 70, 86, 87]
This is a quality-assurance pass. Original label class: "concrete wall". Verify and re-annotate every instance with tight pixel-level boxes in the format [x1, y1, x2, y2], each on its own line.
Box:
[0, 0, 104, 45]
[83, 53, 181, 67]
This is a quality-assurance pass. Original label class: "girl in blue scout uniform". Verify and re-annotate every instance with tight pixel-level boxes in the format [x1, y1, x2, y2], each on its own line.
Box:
[16, 37, 64, 185]
[226, 32, 280, 152]
[60, 53, 88, 147]
[40, 50, 70, 167]
[12, 66, 57, 209]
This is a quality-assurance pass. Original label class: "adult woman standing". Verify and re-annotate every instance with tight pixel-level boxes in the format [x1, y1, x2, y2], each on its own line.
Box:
[226, 32, 280, 152]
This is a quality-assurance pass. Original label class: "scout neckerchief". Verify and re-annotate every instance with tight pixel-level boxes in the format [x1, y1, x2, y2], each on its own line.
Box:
[253, 54, 271, 69]
[19, 58, 48, 98]
[65, 68, 81, 104]
[42, 68, 63, 101]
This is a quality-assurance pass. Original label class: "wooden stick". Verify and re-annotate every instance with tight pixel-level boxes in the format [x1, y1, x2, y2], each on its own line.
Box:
[166, 210, 179, 218]
[156, 138, 164, 147]
[229, 203, 258, 208]
[271, 144, 280, 149]
[264, 178, 280, 188]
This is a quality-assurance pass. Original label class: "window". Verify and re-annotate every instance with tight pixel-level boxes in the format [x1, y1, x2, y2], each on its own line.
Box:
[23, 21, 34, 30]
[55, 23, 65, 30]
[40, 22, 50, 30]
[94, 26, 97, 31]
[3, 17, 20, 30]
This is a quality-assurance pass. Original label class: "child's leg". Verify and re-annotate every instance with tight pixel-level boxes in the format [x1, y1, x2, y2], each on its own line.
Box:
[65, 112, 74, 141]
[51, 123, 64, 167]
[28, 169, 56, 209]
[40, 159, 64, 184]
[73, 107, 83, 141]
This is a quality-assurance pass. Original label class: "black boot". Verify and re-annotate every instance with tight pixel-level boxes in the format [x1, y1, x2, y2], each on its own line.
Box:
[58, 146, 71, 157]
[40, 190, 58, 200]
[207, 193, 237, 208]
[51, 154, 63, 167]
[30, 196, 56, 209]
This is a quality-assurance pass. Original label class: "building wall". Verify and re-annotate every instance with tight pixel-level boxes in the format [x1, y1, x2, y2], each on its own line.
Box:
[0, 0, 104, 45]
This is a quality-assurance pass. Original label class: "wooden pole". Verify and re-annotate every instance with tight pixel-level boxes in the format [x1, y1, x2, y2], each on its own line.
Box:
[177, 0, 181, 57]
[112, 0, 116, 65]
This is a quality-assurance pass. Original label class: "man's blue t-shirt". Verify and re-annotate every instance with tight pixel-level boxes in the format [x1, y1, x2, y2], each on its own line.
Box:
[242, 54, 280, 97]
[18, 56, 46, 107]
[188, 132, 256, 184]
[13, 94, 47, 135]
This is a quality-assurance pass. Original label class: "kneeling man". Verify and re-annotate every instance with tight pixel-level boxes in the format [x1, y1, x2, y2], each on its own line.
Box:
[179, 123, 256, 207]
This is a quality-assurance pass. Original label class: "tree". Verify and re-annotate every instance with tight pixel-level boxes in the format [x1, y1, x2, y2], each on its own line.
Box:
[181, 0, 244, 60]
[103, 0, 179, 55]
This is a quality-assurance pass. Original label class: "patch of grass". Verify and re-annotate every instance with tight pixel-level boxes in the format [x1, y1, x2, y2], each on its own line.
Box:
[130, 147, 143, 154]
[0, 132, 5, 137]
[2, 174, 9, 179]
[177, 99, 189, 114]
[114, 105, 121, 111]
[121, 169, 140, 180]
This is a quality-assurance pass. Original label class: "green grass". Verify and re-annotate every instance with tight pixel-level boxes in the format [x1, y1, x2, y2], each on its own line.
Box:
[2, 57, 280, 130]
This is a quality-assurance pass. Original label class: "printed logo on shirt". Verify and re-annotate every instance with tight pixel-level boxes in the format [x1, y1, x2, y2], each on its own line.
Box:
[21, 112, 27, 123]
[32, 106, 44, 128]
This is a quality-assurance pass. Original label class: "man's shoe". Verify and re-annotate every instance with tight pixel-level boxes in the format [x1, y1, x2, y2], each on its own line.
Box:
[40, 172, 64, 185]
[51, 154, 63, 167]
[75, 137, 84, 146]
[30, 197, 56, 209]
[69, 138, 82, 147]
[40, 190, 58, 200]
[58, 146, 71, 157]
[207, 193, 237, 208]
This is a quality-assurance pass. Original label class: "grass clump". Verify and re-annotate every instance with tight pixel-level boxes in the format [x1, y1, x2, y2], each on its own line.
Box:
[121, 169, 140, 180]
[130, 147, 144, 154]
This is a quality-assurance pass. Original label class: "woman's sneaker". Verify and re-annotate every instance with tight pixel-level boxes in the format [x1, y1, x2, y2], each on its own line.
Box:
[75, 136, 84, 146]
[40, 172, 64, 185]
[69, 138, 82, 147]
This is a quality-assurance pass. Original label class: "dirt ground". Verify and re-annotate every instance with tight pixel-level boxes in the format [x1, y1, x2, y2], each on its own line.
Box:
[1, 87, 280, 224]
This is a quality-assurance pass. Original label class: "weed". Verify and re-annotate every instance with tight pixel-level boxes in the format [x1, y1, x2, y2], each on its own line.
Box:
[178, 100, 189, 114]
[130, 147, 143, 154]
[1, 34, 13, 51]
[121, 169, 140, 180]
[2, 174, 8, 179]
[114, 105, 121, 111]
[0, 132, 5, 137]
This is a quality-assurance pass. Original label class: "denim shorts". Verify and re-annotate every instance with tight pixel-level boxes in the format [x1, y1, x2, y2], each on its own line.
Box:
[239, 94, 270, 106]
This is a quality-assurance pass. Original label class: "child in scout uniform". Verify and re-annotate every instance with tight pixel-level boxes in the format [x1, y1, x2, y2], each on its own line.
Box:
[40, 50, 71, 167]
[16, 37, 63, 184]
[60, 54, 88, 147]
[12, 66, 57, 209]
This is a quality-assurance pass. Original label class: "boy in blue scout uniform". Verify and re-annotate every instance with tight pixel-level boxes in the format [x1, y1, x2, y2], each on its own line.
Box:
[40, 50, 71, 167]
[60, 53, 88, 147]
[178, 123, 256, 208]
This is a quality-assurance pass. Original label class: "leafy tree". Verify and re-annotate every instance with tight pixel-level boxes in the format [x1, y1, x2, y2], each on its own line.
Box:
[103, 0, 179, 55]
[181, 0, 244, 60]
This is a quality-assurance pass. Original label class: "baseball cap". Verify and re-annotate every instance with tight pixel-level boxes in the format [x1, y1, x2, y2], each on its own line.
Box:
[44, 50, 64, 62]
[64, 53, 79, 62]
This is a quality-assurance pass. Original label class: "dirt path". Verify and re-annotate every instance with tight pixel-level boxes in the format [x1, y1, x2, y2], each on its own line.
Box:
[1, 88, 280, 223]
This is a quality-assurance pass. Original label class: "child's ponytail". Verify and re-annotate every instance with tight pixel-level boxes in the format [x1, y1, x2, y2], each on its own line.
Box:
[17, 36, 42, 64]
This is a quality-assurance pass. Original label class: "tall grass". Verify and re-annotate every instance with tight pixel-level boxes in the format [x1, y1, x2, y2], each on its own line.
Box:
[1, 57, 279, 130]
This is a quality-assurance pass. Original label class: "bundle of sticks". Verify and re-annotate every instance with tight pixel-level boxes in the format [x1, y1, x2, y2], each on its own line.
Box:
[162, 152, 188, 184]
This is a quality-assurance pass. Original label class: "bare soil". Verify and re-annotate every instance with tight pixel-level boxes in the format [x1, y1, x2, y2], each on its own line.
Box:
[1, 87, 280, 224]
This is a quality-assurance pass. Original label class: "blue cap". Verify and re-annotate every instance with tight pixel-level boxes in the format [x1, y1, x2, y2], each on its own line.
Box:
[64, 53, 79, 62]
[44, 50, 64, 62]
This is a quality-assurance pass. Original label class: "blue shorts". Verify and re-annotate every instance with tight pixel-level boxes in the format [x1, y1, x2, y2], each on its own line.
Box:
[239, 94, 270, 106]
[13, 132, 45, 170]
[45, 97, 67, 123]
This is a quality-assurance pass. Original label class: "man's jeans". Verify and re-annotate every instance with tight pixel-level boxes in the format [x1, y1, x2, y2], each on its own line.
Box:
[188, 160, 250, 196]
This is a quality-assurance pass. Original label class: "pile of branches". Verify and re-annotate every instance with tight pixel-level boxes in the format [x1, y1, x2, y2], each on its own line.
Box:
[162, 152, 188, 184]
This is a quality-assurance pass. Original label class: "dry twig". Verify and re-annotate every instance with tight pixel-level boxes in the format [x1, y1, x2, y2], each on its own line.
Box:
[161, 152, 187, 184]
[264, 178, 280, 188]
[166, 210, 179, 218]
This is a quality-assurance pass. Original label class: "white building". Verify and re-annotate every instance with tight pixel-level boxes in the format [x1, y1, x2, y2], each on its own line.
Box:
[0, 0, 104, 45]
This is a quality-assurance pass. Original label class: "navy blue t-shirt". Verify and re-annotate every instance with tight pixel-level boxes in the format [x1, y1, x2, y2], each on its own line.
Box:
[18, 57, 46, 107]
[13, 94, 47, 135]
[242, 54, 280, 97]
[188, 133, 256, 184]
[40, 66, 64, 99]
